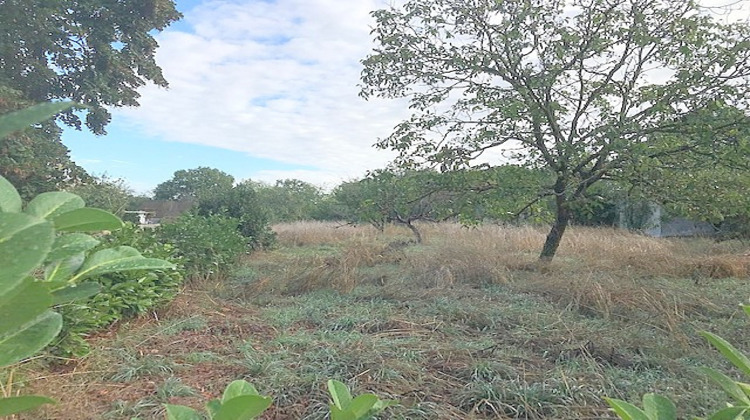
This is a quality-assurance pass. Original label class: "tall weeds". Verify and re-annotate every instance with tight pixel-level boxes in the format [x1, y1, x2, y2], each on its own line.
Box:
[238, 222, 749, 333]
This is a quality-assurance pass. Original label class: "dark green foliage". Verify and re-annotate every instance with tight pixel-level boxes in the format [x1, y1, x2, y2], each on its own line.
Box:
[331, 166, 557, 237]
[157, 213, 248, 278]
[196, 181, 275, 249]
[0, 0, 181, 134]
[464, 165, 555, 224]
[53, 224, 183, 357]
[255, 179, 325, 223]
[566, 182, 620, 227]
[0, 87, 90, 200]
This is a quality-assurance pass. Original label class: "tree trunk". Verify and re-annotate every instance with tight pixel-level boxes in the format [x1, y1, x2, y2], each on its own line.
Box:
[404, 221, 422, 244]
[539, 183, 570, 262]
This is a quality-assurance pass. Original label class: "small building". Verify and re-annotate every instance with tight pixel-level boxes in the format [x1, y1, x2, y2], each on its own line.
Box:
[123, 210, 157, 226]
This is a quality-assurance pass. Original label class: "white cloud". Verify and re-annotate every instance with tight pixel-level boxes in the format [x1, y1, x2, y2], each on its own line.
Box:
[116, 0, 407, 184]
[114, 0, 750, 190]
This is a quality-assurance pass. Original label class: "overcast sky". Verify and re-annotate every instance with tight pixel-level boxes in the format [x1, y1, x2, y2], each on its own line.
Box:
[61, 0, 750, 195]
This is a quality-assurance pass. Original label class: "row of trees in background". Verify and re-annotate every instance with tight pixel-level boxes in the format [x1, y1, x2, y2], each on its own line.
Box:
[45, 159, 744, 252]
[3, 0, 750, 264]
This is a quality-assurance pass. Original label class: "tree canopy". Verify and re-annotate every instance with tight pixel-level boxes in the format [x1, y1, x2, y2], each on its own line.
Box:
[154, 167, 236, 202]
[254, 179, 325, 223]
[0, 87, 90, 200]
[361, 0, 750, 260]
[0, 0, 181, 134]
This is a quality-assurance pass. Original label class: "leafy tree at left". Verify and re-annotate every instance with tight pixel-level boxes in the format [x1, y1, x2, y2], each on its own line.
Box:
[0, 103, 175, 416]
[0, 87, 90, 200]
[0, 0, 181, 134]
[0, 0, 180, 198]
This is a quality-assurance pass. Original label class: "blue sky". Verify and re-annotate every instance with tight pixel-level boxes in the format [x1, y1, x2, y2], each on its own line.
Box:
[62, 0, 405, 194]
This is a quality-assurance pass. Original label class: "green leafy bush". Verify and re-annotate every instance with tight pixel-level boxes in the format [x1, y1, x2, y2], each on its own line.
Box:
[53, 223, 184, 356]
[157, 213, 248, 279]
[0, 103, 175, 416]
[195, 181, 276, 249]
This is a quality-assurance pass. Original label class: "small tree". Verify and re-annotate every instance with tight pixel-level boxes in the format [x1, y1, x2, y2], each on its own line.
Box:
[68, 174, 134, 217]
[255, 179, 324, 223]
[335, 169, 474, 243]
[196, 181, 275, 248]
[361, 0, 750, 261]
[154, 167, 235, 202]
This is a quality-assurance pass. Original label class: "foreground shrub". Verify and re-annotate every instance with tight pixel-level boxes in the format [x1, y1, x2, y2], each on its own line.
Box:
[0, 176, 173, 413]
[158, 212, 248, 279]
[53, 223, 184, 356]
[0, 103, 175, 416]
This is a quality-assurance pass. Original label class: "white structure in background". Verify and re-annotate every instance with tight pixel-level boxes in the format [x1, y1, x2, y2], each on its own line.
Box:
[617, 202, 716, 238]
[123, 210, 156, 226]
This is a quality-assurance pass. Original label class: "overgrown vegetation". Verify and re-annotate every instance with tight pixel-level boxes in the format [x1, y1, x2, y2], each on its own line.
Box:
[54, 223, 184, 357]
[13, 222, 750, 419]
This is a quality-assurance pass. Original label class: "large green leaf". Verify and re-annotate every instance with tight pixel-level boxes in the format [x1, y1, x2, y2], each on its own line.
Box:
[0, 102, 77, 139]
[604, 397, 651, 420]
[44, 254, 85, 284]
[0, 176, 22, 213]
[206, 399, 222, 418]
[46, 233, 100, 262]
[642, 393, 676, 420]
[328, 380, 353, 409]
[701, 367, 750, 405]
[701, 331, 750, 377]
[0, 310, 62, 367]
[213, 395, 272, 420]
[0, 395, 56, 416]
[0, 213, 54, 298]
[222, 380, 261, 403]
[707, 406, 749, 420]
[69, 246, 175, 283]
[50, 282, 101, 305]
[330, 406, 356, 420]
[0, 279, 52, 339]
[25, 192, 84, 221]
[53, 208, 123, 232]
[164, 404, 202, 420]
[347, 394, 379, 418]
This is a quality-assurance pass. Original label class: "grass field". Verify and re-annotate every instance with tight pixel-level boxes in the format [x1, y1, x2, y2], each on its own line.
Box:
[9, 222, 750, 419]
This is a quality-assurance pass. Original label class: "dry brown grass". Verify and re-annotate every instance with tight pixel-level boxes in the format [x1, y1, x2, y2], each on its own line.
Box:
[262, 221, 750, 335]
[272, 221, 384, 247]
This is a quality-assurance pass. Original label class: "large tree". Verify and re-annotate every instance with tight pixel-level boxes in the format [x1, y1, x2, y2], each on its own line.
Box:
[0, 87, 90, 200]
[361, 0, 750, 261]
[0, 0, 181, 134]
[0, 0, 180, 198]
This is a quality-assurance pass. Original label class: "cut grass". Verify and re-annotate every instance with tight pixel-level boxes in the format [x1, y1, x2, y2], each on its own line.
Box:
[11, 222, 750, 419]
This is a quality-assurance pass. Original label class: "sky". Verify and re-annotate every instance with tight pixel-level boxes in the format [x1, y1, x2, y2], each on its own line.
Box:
[61, 0, 750, 195]
[62, 0, 407, 194]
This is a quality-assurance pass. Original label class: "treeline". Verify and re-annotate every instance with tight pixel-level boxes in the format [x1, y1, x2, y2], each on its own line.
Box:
[31, 161, 745, 252]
